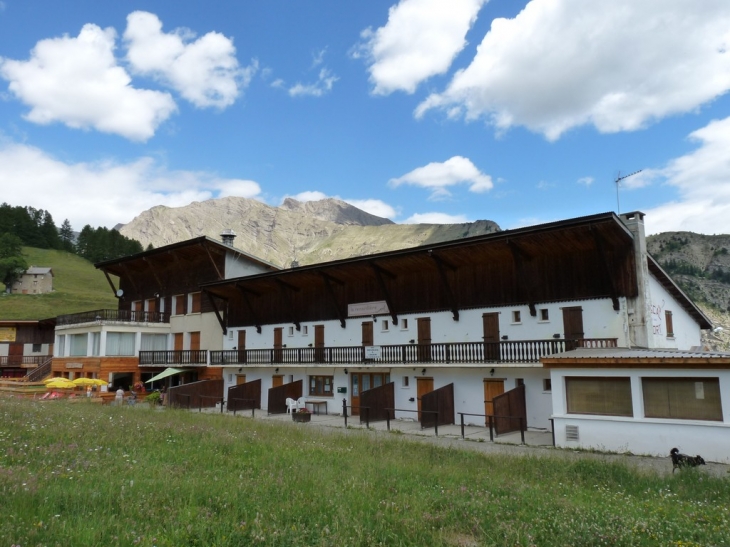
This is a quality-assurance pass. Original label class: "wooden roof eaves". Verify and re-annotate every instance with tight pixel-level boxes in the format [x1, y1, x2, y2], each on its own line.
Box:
[542, 357, 730, 368]
[201, 212, 632, 292]
[94, 236, 280, 273]
[647, 256, 713, 330]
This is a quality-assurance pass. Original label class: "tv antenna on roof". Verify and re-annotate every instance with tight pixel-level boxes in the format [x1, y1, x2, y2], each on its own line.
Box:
[615, 169, 642, 214]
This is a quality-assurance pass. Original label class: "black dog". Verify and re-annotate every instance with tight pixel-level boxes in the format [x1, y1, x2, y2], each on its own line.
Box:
[670, 447, 706, 472]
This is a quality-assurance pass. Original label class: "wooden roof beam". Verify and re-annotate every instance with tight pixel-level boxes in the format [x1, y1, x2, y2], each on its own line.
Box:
[508, 241, 536, 316]
[591, 228, 621, 311]
[369, 261, 399, 326]
[428, 250, 459, 321]
[319, 272, 346, 328]
[275, 279, 301, 331]
[142, 256, 165, 294]
[102, 270, 120, 298]
[236, 284, 262, 334]
[119, 263, 140, 294]
[201, 242, 224, 281]
[204, 290, 227, 335]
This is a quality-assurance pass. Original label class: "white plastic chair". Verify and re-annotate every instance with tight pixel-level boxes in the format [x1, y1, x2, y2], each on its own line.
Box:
[296, 397, 306, 411]
[286, 397, 297, 414]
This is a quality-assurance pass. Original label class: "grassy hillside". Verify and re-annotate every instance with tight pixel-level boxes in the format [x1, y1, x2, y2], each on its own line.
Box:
[0, 247, 117, 320]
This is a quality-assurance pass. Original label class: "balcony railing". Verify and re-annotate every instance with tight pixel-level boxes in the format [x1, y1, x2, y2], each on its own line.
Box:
[56, 309, 170, 327]
[209, 338, 617, 366]
[139, 350, 208, 366]
[0, 355, 52, 367]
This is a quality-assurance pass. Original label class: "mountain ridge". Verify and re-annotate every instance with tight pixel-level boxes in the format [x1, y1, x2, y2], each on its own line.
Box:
[118, 196, 501, 267]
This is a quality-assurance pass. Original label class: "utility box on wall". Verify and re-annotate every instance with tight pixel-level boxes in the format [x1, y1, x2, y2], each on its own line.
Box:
[337, 387, 347, 394]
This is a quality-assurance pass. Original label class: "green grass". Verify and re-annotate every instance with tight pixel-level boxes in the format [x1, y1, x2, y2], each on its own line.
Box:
[1, 398, 729, 546]
[0, 247, 117, 319]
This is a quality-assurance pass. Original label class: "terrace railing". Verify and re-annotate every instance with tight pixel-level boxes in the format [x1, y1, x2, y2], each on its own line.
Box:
[56, 309, 170, 326]
[0, 355, 52, 367]
[25, 357, 53, 382]
[138, 350, 208, 366]
[209, 338, 617, 366]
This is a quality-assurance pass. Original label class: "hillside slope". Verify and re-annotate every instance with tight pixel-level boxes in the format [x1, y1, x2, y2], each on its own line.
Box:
[0, 247, 117, 320]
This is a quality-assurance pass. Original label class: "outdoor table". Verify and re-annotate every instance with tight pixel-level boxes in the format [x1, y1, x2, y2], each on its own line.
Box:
[305, 400, 328, 415]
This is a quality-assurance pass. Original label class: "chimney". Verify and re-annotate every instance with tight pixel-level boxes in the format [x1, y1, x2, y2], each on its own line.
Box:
[619, 211, 650, 347]
[220, 229, 237, 247]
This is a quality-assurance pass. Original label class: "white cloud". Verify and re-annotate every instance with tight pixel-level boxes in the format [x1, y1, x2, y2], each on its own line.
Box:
[288, 68, 338, 97]
[0, 23, 176, 141]
[285, 192, 398, 220]
[403, 212, 470, 224]
[124, 11, 251, 109]
[357, 0, 487, 95]
[0, 141, 262, 229]
[290, 191, 329, 202]
[577, 177, 594, 186]
[344, 199, 398, 220]
[643, 116, 730, 235]
[389, 156, 492, 199]
[416, 0, 730, 140]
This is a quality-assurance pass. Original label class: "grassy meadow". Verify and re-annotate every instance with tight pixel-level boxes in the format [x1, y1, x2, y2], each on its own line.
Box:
[1, 397, 729, 547]
[0, 247, 117, 320]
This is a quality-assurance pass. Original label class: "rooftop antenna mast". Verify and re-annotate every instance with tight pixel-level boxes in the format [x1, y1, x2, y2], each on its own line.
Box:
[615, 169, 642, 214]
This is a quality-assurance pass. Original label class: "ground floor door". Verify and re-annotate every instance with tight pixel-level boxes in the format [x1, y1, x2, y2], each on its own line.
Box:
[350, 372, 390, 416]
[483, 379, 505, 425]
[416, 377, 434, 420]
[272, 374, 283, 388]
[236, 374, 247, 385]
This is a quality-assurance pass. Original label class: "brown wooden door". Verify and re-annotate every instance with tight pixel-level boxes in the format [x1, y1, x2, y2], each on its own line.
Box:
[8, 343, 23, 365]
[133, 300, 143, 321]
[562, 307, 584, 349]
[272, 375, 283, 388]
[190, 331, 201, 351]
[417, 377, 434, 420]
[351, 372, 390, 416]
[146, 298, 156, 313]
[314, 325, 325, 362]
[483, 379, 505, 424]
[273, 327, 283, 363]
[237, 330, 246, 363]
[482, 312, 500, 361]
[417, 317, 431, 362]
[361, 321, 373, 346]
[173, 333, 184, 351]
[236, 374, 247, 385]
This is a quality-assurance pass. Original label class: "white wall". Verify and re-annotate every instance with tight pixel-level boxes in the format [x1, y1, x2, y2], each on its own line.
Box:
[646, 274, 703, 350]
[225, 297, 627, 351]
[225, 252, 274, 279]
[222, 364, 555, 429]
[551, 367, 730, 463]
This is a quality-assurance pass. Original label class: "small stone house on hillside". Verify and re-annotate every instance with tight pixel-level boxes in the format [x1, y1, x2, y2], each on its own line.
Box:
[11, 267, 53, 294]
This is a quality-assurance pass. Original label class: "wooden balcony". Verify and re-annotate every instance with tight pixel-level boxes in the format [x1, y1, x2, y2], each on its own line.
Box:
[209, 338, 617, 367]
[138, 350, 208, 366]
[0, 355, 52, 367]
[56, 309, 170, 327]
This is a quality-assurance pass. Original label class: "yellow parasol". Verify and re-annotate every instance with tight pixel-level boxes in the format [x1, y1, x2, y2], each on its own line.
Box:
[72, 377, 108, 387]
[45, 378, 76, 389]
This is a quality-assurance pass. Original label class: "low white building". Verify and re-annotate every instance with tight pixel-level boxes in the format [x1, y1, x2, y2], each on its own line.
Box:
[543, 347, 730, 463]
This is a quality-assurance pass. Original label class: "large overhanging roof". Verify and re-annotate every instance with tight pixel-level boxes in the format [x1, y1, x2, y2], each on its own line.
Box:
[205, 212, 632, 288]
[201, 212, 639, 321]
[95, 236, 279, 277]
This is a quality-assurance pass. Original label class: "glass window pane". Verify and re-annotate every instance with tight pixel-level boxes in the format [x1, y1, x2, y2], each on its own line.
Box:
[643, 378, 722, 421]
[566, 377, 633, 417]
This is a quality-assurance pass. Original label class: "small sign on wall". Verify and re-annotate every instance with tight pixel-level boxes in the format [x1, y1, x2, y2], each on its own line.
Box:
[364, 346, 382, 359]
[348, 301, 389, 317]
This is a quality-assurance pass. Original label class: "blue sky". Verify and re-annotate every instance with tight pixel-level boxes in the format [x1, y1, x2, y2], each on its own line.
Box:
[1, 0, 730, 235]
